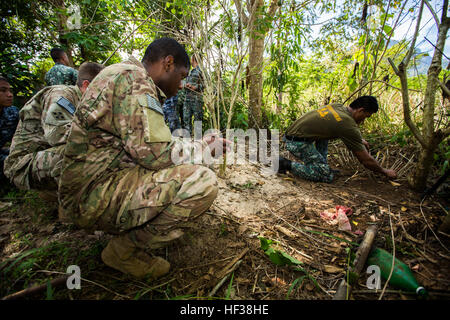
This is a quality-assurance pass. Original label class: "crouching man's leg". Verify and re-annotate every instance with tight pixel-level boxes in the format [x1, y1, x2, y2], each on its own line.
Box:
[286, 140, 334, 183]
[5, 145, 64, 201]
[99, 164, 218, 279]
[30, 146, 65, 190]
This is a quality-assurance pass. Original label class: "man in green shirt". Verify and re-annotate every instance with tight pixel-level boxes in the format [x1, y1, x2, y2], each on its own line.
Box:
[278, 96, 397, 182]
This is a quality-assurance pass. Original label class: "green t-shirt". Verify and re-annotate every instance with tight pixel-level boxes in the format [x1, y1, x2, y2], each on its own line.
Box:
[286, 103, 365, 151]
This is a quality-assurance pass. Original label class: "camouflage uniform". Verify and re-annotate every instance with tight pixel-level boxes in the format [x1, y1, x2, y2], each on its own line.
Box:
[285, 138, 334, 183]
[0, 106, 19, 181]
[58, 56, 218, 251]
[162, 95, 181, 132]
[4, 85, 81, 191]
[45, 63, 78, 86]
[182, 66, 204, 134]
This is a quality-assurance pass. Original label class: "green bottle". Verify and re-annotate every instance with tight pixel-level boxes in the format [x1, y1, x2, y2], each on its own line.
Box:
[367, 247, 427, 296]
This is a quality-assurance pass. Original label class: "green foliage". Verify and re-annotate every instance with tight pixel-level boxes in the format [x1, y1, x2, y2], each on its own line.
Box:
[259, 237, 302, 266]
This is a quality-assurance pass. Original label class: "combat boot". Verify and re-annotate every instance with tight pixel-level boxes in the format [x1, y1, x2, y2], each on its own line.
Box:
[278, 157, 292, 174]
[101, 235, 170, 279]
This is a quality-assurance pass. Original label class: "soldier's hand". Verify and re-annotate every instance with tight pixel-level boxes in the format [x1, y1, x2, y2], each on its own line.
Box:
[203, 134, 231, 157]
[362, 139, 370, 151]
[383, 169, 397, 179]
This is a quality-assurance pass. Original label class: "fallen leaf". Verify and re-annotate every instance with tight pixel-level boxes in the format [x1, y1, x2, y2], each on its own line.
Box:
[412, 264, 420, 271]
[323, 265, 345, 273]
[352, 221, 358, 226]
[401, 206, 408, 212]
[390, 181, 401, 187]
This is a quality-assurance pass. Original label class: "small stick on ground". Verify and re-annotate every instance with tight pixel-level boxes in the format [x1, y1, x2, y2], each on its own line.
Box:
[208, 260, 242, 297]
[2, 276, 69, 300]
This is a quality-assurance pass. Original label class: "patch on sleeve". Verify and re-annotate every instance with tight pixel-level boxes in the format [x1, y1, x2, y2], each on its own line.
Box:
[146, 94, 164, 115]
[56, 97, 76, 115]
[140, 94, 172, 143]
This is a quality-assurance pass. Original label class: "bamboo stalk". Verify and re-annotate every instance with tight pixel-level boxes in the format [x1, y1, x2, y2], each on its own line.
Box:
[333, 224, 378, 300]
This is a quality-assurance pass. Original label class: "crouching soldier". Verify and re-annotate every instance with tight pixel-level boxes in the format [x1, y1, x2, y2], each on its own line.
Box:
[4, 62, 104, 195]
[58, 38, 227, 280]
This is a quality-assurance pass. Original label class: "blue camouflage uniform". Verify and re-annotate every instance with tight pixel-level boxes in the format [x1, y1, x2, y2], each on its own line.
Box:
[0, 105, 19, 181]
[182, 66, 204, 134]
[284, 137, 334, 183]
[162, 95, 182, 133]
[45, 63, 78, 86]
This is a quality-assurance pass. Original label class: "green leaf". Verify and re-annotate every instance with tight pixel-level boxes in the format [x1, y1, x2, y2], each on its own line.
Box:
[259, 237, 302, 266]
[383, 25, 393, 35]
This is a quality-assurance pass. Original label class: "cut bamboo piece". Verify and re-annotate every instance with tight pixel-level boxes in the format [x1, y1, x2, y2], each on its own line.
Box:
[333, 224, 378, 300]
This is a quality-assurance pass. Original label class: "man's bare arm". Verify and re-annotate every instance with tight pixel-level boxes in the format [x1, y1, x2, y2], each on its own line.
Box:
[353, 149, 397, 178]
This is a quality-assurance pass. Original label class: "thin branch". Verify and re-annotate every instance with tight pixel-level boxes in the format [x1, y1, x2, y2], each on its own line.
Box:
[403, 0, 425, 66]
[424, 37, 450, 61]
[423, 0, 440, 27]
[102, 12, 156, 65]
[439, 80, 450, 97]
[234, 0, 249, 26]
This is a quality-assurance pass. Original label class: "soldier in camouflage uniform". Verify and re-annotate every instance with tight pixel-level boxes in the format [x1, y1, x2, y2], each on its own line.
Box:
[0, 77, 19, 184]
[4, 62, 104, 192]
[278, 96, 397, 182]
[182, 54, 204, 135]
[58, 38, 226, 279]
[45, 48, 78, 86]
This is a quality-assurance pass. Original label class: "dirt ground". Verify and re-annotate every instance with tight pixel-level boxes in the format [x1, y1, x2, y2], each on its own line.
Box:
[0, 146, 449, 300]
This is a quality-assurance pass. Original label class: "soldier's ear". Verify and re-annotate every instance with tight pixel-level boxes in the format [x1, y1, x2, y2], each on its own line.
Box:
[164, 55, 175, 72]
[80, 80, 90, 94]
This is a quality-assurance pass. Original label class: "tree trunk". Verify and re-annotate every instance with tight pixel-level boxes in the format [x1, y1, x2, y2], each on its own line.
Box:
[247, 0, 264, 129]
[390, 0, 449, 191]
[408, 145, 436, 191]
[408, 1, 449, 190]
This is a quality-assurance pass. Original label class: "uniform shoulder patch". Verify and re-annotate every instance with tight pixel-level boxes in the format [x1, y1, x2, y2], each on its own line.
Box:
[56, 97, 76, 115]
[145, 93, 163, 115]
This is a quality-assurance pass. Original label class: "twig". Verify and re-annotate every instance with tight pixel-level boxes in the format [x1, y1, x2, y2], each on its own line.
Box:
[344, 170, 359, 183]
[378, 205, 395, 300]
[424, 37, 450, 61]
[208, 260, 242, 297]
[1, 276, 68, 300]
[134, 279, 176, 298]
[419, 198, 449, 252]
[178, 256, 235, 271]
[398, 213, 425, 245]
[36, 270, 131, 299]
[102, 12, 156, 65]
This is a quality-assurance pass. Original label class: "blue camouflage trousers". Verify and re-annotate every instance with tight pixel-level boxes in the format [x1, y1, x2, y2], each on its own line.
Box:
[182, 92, 203, 135]
[285, 139, 334, 183]
[163, 95, 182, 132]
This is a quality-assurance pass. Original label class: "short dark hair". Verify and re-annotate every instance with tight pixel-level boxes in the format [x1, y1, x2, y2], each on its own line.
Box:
[50, 48, 66, 62]
[142, 38, 190, 69]
[0, 76, 9, 84]
[76, 62, 105, 87]
[349, 95, 379, 113]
